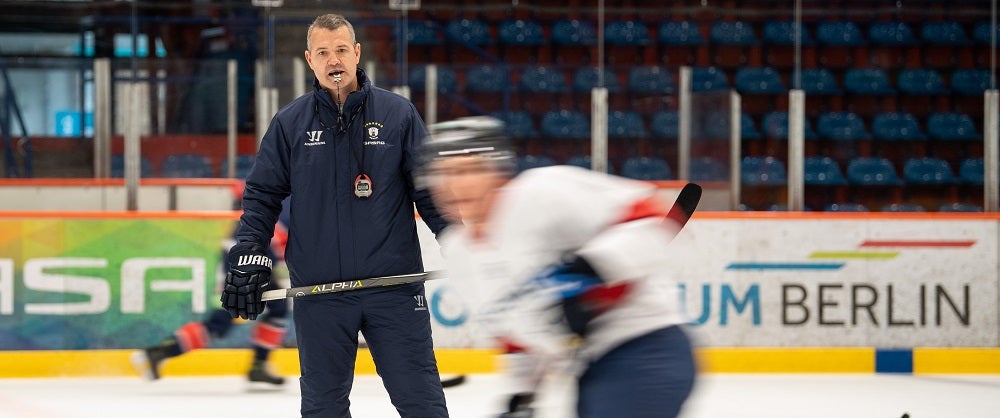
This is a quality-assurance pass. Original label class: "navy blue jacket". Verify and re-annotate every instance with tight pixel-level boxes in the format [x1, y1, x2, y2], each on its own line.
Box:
[236, 68, 448, 287]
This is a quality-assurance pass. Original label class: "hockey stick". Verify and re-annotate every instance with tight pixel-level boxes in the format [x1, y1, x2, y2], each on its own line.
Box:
[261, 271, 442, 301]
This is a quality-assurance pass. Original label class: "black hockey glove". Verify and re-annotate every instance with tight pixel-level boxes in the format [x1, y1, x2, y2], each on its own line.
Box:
[221, 242, 272, 320]
[498, 392, 534, 418]
[545, 257, 632, 337]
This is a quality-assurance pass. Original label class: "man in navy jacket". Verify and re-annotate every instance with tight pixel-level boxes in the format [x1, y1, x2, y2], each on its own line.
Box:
[222, 13, 450, 417]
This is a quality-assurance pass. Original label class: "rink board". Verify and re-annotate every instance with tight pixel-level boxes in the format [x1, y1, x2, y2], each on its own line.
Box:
[1, 212, 999, 376]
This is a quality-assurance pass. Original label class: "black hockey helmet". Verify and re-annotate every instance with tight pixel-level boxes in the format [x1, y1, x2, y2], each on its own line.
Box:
[420, 116, 515, 172]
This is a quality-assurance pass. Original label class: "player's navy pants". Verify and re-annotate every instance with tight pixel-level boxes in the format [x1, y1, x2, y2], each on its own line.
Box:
[293, 282, 448, 417]
[577, 325, 696, 418]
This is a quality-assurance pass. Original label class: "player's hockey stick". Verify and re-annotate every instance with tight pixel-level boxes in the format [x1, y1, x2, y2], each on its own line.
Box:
[261, 271, 441, 301]
[667, 182, 702, 228]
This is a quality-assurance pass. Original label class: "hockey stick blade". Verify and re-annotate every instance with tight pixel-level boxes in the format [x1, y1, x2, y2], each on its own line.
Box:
[261, 271, 442, 301]
[440, 374, 467, 388]
[666, 182, 702, 228]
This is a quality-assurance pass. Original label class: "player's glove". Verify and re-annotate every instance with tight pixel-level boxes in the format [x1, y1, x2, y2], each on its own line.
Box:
[542, 257, 632, 337]
[498, 392, 534, 418]
[221, 242, 272, 320]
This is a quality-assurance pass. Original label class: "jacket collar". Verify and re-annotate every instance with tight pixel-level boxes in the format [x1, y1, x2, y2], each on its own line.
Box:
[313, 67, 371, 112]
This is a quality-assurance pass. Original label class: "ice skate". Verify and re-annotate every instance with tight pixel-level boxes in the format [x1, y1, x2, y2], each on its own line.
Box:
[130, 348, 167, 381]
[247, 360, 285, 386]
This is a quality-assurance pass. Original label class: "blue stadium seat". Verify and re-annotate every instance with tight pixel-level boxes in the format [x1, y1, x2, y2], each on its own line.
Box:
[896, 69, 948, 95]
[741, 156, 787, 186]
[691, 67, 729, 92]
[491, 111, 538, 138]
[574, 67, 622, 92]
[690, 156, 729, 182]
[921, 22, 971, 45]
[516, 155, 556, 173]
[111, 155, 153, 178]
[939, 202, 983, 212]
[446, 19, 494, 45]
[160, 154, 214, 178]
[881, 203, 926, 212]
[815, 22, 866, 46]
[658, 21, 705, 45]
[800, 68, 842, 94]
[499, 19, 545, 45]
[846, 157, 903, 185]
[804, 156, 848, 186]
[951, 69, 992, 95]
[566, 155, 616, 174]
[741, 113, 761, 140]
[607, 111, 648, 138]
[973, 22, 1000, 44]
[843, 68, 895, 95]
[817, 112, 869, 141]
[466, 65, 508, 93]
[927, 113, 980, 141]
[868, 22, 917, 45]
[734, 67, 787, 94]
[871, 112, 926, 141]
[903, 157, 958, 185]
[959, 158, 984, 185]
[621, 157, 672, 180]
[627, 66, 676, 94]
[552, 19, 598, 45]
[219, 155, 255, 178]
[763, 21, 812, 45]
[605, 21, 651, 45]
[762, 111, 818, 140]
[710, 21, 757, 45]
[408, 65, 458, 93]
[650, 111, 679, 139]
[825, 202, 870, 212]
[400, 20, 443, 45]
[520, 66, 569, 93]
[541, 110, 589, 139]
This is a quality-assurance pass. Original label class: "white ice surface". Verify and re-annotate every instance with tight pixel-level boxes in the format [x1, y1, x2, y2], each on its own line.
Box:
[0, 373, 998, 418]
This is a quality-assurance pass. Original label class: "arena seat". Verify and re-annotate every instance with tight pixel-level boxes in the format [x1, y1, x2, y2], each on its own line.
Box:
[219, 155, 255, 179]
[657, 20, 705, 65]
[897, 69, 948, 95]
[938, 202, 983, 212]
[844, 68, 895, 95]
[881, 202, 926, 212]
[491, 111, 538, 138]
[815, 21, 865, 68]
[650, 111, 679, 140]
[903, 157, 958, 185]
[627, 66, 676, 94]
[804, 156, 848, 186]
[741, 113, 761, 140]
[498, 19, 547, 63]
[540, 110, 589, 139]
[111, 155, 153, 178]
[408, 64, 458, 93]
[551, 19, 597, 64]
[800, 68, 842, 95]
[927, 112, 980, 141]
[867, 21, 917, 68]
[871, 112, 926, 141]
[575, 67, 623, 92]
[817, 111, 870, 141]
[446, 18, 494, 45]
[734, 67, 787, 94]
[607, 110, 649, 139]
[566, 155, 616, 174]
[824, 202, 870, 212]
[691, 66, 730, 92]
[160, 154, 215, 178]
[621, 156, 672, 180]
[959, 158, 984, 185]
[741, 156, 787, 186]
[951, 69, 992, 95]
[762, 21, 813, 68]
[710, 21, 757, 68]
[846, 157, 903, 186]
[761, 111, 818, 140]
[921, 22, 971, 45]
[690, 156, 729, 182]
[604, 20, 652, 64]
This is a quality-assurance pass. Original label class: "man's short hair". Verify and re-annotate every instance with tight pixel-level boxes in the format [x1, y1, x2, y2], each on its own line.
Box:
[307, 14, 357, 50]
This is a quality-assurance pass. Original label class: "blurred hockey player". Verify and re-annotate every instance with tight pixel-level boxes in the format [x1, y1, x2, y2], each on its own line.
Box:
[131, 197, 291, 386]
[420, 117, 698, 418]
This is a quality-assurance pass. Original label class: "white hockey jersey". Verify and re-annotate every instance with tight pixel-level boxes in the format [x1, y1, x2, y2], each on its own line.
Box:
[438, 165, 688, 392]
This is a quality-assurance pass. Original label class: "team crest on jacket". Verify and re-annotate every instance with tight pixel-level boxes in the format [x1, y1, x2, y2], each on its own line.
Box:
[364, 121, 386, 146]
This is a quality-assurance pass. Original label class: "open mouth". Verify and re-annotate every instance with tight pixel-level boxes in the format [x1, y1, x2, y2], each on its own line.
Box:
[329, 71, 345, 81]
